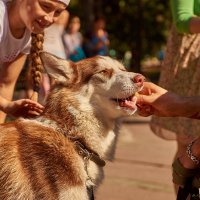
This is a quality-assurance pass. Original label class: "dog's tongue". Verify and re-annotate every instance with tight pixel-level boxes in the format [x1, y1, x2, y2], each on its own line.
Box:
[119, 96, 137, 110]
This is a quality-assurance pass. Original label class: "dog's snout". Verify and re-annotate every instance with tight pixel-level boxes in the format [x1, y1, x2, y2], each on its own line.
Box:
[133, 74, 145, 87]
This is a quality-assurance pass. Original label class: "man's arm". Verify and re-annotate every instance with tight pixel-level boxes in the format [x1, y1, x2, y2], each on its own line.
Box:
[136, 82, 200, 119]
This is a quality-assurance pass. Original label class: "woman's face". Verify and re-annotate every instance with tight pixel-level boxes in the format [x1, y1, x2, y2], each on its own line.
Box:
[95, 19, 105, 30]
[19, 0, 66, 33]
[69, 17, 80, 33]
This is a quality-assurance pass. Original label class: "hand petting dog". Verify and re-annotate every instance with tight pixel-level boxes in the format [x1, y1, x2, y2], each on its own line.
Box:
[0, 98, 44, 118]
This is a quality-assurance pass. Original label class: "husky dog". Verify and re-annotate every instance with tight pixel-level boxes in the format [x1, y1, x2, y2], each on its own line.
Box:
[0, 53, 144, 200]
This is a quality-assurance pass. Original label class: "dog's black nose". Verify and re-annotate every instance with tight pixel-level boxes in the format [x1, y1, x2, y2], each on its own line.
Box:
[133, 74, 145, 87]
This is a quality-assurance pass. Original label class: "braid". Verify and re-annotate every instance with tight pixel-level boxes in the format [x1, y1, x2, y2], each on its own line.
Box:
[29, 32, 44, 102]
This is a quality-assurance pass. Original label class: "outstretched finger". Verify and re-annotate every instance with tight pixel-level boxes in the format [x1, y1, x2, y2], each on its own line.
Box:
[141, 82, 167, 94]
[136, 93, 156, 105]
[20, 99, 44, 109]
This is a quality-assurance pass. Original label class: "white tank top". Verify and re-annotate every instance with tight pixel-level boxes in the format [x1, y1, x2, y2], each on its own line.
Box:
[0, 1, 31, 64]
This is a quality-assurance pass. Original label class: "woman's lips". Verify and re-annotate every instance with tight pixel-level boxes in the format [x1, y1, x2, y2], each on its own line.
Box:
[36, 19, 50, 29]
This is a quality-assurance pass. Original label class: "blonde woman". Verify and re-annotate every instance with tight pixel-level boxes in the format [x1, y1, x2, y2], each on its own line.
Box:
[0, 0, 70, 123]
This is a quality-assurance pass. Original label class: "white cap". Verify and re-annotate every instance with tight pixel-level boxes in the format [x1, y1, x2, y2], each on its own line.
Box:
[58, 0, 70, 6]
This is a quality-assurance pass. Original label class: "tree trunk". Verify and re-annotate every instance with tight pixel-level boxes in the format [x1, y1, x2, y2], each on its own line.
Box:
[81, 0, 94, 33]
[131, 0, 143, 73]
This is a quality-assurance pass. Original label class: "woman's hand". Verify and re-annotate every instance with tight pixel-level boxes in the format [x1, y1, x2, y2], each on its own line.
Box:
[1, 98, 44, 118]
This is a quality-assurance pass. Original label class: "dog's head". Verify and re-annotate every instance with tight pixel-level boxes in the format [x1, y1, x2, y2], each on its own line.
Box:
[40, 52, 144, 119]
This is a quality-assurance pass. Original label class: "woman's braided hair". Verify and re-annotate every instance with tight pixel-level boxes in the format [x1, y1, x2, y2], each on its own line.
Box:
[29, 32, 44, 102]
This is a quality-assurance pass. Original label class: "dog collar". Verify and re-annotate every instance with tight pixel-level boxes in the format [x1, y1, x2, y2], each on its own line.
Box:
[35, 116, 105, 167]
[74, 141, 106, 167]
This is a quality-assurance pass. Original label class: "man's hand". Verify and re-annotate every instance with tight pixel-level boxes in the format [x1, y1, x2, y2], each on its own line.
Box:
[136, 82, 200, 119]
[136, 82, 183, 117]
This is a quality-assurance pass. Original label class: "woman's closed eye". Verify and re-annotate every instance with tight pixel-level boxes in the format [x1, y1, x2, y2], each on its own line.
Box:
[40, 2, 53, 13]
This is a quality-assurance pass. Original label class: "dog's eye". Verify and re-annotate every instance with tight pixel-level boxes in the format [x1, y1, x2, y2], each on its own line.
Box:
[99, 70, 108, 74]
[97, 69, 113, 78]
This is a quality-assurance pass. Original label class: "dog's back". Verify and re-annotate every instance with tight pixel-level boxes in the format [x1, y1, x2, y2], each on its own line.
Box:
[0, 121, 89, 200]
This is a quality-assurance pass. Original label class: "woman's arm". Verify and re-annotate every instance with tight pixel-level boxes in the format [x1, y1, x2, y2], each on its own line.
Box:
[0, 54, 44, 123]
[0, 54, 26, 122]
[171, 0, 200, 34]
[0, 95, 44, 122]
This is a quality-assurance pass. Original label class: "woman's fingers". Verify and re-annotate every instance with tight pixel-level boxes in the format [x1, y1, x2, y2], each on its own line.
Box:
[20, 99, 44, 109]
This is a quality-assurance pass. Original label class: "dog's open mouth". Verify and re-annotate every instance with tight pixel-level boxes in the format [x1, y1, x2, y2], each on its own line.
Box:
[111, 93, 138, 111]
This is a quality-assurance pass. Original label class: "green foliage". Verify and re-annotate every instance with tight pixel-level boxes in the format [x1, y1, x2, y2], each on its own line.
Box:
[103, 0, 171, 57]
[69, 0, 172, 65]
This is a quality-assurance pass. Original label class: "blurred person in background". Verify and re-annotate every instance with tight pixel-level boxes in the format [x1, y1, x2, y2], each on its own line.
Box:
[63, 15, 86, 62]
[43, 9, 69, 59]
[83, 16, 110, 57]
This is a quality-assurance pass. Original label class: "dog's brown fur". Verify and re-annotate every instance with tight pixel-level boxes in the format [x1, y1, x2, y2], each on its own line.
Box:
[0, 53, 143, 199]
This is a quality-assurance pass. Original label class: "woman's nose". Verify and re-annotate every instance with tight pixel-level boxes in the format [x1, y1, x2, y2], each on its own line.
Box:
[133, 74, 145, 87]
[44, 13, 54, 24]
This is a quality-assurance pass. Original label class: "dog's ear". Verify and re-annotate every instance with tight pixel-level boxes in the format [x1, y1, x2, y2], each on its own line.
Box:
[40, 52, 74, 82]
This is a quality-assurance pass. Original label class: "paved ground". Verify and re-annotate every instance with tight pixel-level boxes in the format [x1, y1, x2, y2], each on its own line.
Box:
[95, 116, 177, 200]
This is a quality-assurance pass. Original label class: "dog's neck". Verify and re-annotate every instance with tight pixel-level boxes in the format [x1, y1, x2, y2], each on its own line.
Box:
[41, 91, 119, 159]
